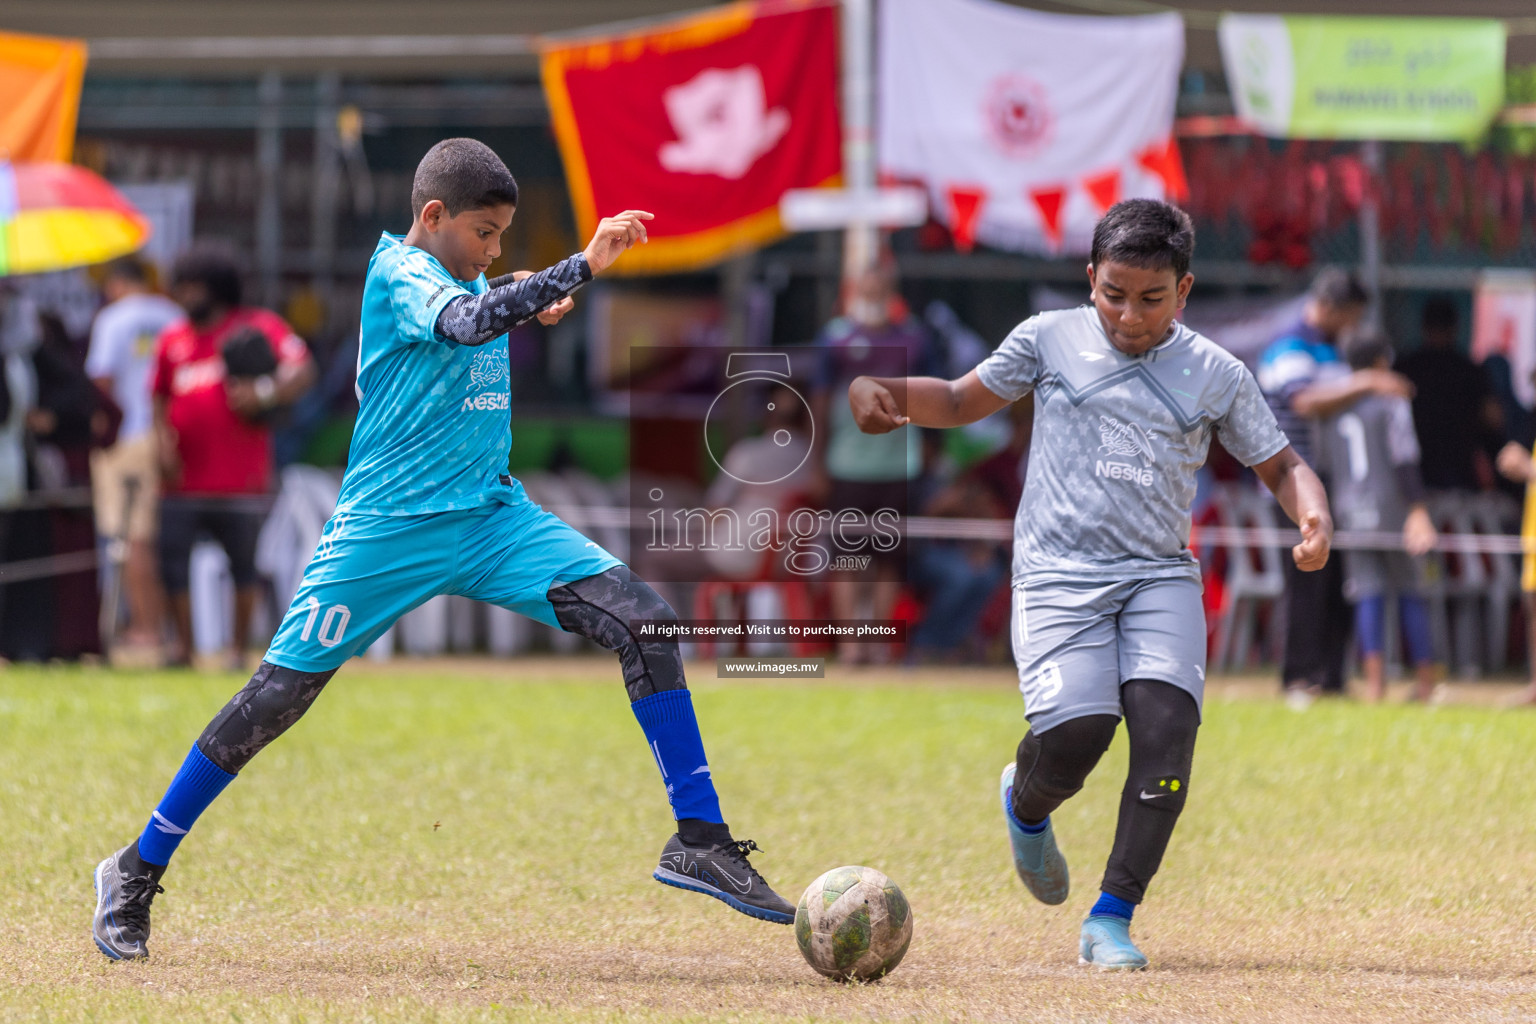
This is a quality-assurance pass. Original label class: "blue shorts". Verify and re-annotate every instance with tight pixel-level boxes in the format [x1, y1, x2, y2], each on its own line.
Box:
[264, 489, 621, 672]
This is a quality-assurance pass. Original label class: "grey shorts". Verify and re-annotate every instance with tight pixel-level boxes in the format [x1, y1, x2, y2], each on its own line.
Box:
[1011, 576, 1206, 733]
[1342, 550, 1425, 601]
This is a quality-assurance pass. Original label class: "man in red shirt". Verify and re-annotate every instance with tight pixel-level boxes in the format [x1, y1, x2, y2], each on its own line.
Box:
[152, 244, 317, 665]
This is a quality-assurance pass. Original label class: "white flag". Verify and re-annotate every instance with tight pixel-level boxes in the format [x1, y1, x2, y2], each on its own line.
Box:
[878, 0, 1185, 255]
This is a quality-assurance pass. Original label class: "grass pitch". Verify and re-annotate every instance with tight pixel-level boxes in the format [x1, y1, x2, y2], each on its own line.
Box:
[2, 658, 1534, 1023]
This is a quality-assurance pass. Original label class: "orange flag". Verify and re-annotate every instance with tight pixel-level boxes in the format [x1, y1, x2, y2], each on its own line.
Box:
[0, 31, 87, 163]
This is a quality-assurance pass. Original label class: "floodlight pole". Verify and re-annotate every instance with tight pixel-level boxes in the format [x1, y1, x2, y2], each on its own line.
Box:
[1359, 139, 1383, 331]
[255, 69, 284, 309]
[311, 70, 342, 325]
[841, 0, 877, 286]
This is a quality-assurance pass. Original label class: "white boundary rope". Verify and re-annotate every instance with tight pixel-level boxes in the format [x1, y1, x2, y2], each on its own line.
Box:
[4, 506, 1527, 585]
[540, 507, 1534, 556]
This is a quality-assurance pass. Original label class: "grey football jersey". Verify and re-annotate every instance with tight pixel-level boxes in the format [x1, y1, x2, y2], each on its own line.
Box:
[1318, 393, 1420, 533]
[977, 306, 1289, 583]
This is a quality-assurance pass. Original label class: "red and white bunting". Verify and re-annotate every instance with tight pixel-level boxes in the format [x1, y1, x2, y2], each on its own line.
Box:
[879, 0, 1184, 255]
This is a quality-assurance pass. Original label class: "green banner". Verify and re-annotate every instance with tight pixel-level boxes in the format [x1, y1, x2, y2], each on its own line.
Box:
[1219, 15, 1506, 142]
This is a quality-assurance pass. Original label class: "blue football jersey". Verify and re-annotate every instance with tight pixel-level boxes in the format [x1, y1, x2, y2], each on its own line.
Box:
[334, 233, 513, 515]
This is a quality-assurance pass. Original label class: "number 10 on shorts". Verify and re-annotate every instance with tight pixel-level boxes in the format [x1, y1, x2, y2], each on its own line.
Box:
[299, 596, 351, 648]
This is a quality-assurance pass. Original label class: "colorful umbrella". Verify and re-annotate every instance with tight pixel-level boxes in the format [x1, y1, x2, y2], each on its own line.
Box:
[0, 161, 151, 276]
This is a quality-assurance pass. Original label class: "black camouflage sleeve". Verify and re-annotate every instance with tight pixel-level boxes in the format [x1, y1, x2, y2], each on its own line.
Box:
[434, 253, 592, 347]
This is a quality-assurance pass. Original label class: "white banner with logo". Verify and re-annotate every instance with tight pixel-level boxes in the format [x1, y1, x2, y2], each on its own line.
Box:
[877, 0, 1185, 255]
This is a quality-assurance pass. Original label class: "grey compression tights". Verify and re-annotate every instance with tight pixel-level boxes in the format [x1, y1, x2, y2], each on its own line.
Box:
[195, 568, 683, 774]
[196, 661, 337, 773]
[546, 566, 686, 701]
[1009, 679, 1200, 905]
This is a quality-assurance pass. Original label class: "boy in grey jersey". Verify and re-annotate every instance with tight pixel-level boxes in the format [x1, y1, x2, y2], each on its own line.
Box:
[849, 200, 1333, 970]
[1319, 333, 1439, 702]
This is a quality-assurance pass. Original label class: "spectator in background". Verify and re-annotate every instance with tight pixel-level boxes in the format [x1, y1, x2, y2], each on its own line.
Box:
[906, 404, 1028, 661]
[702, 382, 817, 582]
[1496, 436, 1536, 706]
[0, 287, 40, 640]
[2, 310, 115, 661]
[85, 256, 183, 653]
[811, 266, 937, 663]
[0, 288, 36, 509]
[1319, 333, 1439, 702]
[1395, 294, 1496, 493]
[1257, 269, 1410, 705]
[154, 243, 317, 667]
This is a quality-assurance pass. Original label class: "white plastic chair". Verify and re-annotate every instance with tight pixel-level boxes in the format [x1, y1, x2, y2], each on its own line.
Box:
[1425, 492, 1487, 678]
[1211, 487, 1287, 671]
[1468, 492, 1521, 672]
[189, 540, 232, 656]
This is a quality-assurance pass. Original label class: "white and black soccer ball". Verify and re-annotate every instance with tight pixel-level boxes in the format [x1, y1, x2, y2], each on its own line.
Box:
[794, 865, 912, 982]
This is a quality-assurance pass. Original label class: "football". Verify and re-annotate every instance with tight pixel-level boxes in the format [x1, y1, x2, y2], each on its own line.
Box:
[794, 865, 913, 982]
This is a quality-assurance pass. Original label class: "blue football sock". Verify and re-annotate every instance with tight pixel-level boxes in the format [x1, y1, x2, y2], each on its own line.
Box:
[1005, 788, 1048, 834]
[1091, 891, 1137, 921]
[631, 690, 723, 823]
[135, 745, 237, 867]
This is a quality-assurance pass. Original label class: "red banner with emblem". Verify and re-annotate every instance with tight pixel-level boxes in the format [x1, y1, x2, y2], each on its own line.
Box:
[541, 1, 841, 274]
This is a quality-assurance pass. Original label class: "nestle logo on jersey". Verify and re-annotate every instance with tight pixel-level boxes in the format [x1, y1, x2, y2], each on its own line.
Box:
[461, 392, 510, 411]
[461, 349, 510, 411]
[1095, 460, 1153, 486]
[469, 349, 508, 389]
[1095, 416, 1156, 485]
[1098, 415, 1155, 465]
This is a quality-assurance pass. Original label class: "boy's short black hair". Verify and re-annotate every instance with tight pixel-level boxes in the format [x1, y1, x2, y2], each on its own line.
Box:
[1423, 293, 1459, 331]
[170, 241, 243, 309]
[1090, 199, 1195, 279]
[1308, 267, 1369, 309]
[410, 138, 519, 218]
[103, 255, 150, 285]
[1344, 330, 1395, 371]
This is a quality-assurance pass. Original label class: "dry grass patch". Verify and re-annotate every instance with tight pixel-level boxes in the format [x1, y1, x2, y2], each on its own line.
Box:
[1, 659, 1534, 1022]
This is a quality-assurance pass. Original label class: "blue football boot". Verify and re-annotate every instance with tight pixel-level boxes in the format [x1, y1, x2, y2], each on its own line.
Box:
[1079, 914, 1149, 970]
[998, 762, 1069, 905]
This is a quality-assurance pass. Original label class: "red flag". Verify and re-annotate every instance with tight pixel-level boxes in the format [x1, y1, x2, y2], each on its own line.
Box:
[1082, 169, 1121, 214]
[540, 1, 841, 274]
[1136, 137, 1189, 203]
[944, 184, 987, 252]
[1028, 186, 1067, 249]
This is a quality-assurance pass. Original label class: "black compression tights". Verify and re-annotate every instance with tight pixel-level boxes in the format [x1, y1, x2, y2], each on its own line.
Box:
[197, 661, 336, 773]
[194, 567, 685, 775]
[1009, 679, 1200, 905]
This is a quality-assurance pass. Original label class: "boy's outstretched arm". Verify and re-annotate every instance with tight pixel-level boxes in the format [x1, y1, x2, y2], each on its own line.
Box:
[436, 210, 653, 347]
[488, 271, 574, 326]
[849, 370, 1011, 433]
[1252, 445, 1333, 571]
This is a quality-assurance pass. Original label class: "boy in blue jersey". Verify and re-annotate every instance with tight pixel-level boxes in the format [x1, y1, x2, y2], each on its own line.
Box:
[91, 139, 795, 961]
